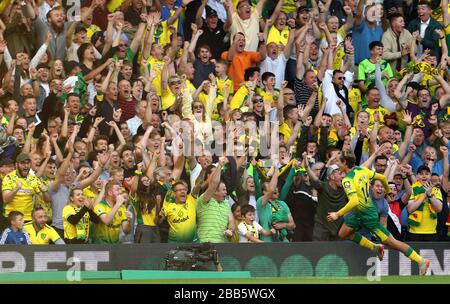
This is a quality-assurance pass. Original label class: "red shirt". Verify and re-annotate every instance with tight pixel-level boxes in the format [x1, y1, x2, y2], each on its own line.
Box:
[118, 97, 137, 121]
[389, 200, 403, 224]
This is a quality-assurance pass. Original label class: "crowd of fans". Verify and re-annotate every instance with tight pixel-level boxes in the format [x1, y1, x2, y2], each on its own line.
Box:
[0, 0, 449, 245]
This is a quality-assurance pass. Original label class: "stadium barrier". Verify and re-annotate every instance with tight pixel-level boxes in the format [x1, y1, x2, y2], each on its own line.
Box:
[0, 242, 448, 277]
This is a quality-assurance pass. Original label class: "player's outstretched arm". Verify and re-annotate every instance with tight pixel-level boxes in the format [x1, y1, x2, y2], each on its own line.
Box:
[327, 194, 358, 222]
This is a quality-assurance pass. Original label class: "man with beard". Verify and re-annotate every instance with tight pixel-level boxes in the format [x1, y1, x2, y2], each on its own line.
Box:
[32, 4, 99, 60]
[0, 158, 16, 231]
[120, 145, 137, 188]
[2, 153, 50, 222]
[195, 3, 232, 59]
[23, 207, 65, 244]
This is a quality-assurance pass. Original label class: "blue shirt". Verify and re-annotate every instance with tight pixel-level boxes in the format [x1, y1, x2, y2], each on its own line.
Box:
[410, 154, 443, 176]
[352, 20, 383, 64]
[161, 0, 184, 38]
[359, 193, 389, 239]
[0, 228, 31, 245]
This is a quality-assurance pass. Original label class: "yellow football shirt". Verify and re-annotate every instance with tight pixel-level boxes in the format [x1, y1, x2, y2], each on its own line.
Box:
[230, 86, 249, 110]
[23, 222, 61, 244]
[216, 76, 234, 96]
[341, 166, 376, 213]
[162, 192, 197, 243]
[2, 170, 42, 221]
[408, 181, 443, 234]
[92, 200, 128, 244]
[267, 26, 290, 46]
[146, 56, 165, 96]
[62, 204, 90, 241]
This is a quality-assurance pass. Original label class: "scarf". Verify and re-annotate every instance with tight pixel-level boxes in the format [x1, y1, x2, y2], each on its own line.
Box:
[269, 201, 289, 242]
[408, 182, 438, 227]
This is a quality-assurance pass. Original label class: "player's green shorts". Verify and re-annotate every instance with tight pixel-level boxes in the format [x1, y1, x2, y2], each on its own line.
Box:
[344, 204, 391, 242]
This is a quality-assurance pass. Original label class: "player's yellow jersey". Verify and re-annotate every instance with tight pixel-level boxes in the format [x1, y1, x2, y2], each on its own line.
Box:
[342, 166, 376, 213]
[23, 222, 61, 244]
[162, 192, 197, 243]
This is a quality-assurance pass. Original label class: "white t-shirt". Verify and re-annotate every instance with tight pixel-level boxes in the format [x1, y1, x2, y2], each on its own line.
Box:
[238, 220, 263, 243]
[259, 54, 288, 90]
[248, 195, 258, 223]
[230, 9, 260, 52]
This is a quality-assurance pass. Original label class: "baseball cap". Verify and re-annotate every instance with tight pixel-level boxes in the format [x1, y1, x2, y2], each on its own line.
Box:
[417, 165, 431, 174]
[205, 6, 218, 18]
[297, 5, 310, 13]
[16, 153, 30, 163]
[327, 164, 340, 178]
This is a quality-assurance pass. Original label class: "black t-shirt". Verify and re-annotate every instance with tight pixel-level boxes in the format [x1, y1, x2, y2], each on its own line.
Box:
[196, 21, 228, 59]
[193, 60, 215, 88]
[124, 7, 142, 26]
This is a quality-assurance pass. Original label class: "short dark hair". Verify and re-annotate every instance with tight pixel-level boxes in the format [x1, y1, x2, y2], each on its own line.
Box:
[375, 155, 388, 163]
[389, 12, 403, 23]
[32, 207, 45, 215]
[367, 87, 379, 95]
[172, 180, 189, 191]
[339, 151, 356, 169]
[8, 211, 24, 224]
[67, 93, 80, 100]
[244, 67, 260, 81]
[262, 72, 275, 82]
[240, 204, 256, 216]
[283, 104, 297, 120]
[369, 41, 383, 50]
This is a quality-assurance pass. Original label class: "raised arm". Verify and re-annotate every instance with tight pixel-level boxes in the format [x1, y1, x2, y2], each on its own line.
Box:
[261, 163, 278, 205]
[201, 157, 227, 202]
[129, 17, 147, 54]
[195, 0, 207, 28]
[354, 0, 365, 26]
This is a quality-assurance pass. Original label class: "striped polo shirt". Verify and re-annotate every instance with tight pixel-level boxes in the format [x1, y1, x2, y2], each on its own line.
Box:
[294, 77, 319, 118]
[196, 194, 231, 243]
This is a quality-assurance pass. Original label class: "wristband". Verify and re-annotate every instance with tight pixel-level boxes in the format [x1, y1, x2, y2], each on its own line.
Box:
[402, 176, 408, 180]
